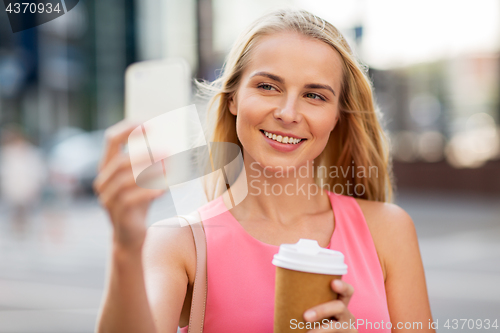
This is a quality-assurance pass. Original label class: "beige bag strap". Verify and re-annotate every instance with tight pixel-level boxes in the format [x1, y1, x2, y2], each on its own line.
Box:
[177, 212, 207, 333]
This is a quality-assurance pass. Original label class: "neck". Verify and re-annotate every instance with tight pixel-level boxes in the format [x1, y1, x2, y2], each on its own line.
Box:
[223, 155, 331, 225]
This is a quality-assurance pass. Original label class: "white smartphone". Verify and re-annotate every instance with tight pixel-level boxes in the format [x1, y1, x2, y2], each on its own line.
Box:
[124, 58, 201, 193]
[125, 58, 191, 122]
[123, 58, 246, 218]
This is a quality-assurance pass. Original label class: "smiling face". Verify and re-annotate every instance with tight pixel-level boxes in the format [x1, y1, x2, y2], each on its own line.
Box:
[228, 31, 344, 172]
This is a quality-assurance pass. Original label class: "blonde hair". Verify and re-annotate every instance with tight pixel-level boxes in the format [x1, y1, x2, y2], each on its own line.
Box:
[196, 8, 394, 203]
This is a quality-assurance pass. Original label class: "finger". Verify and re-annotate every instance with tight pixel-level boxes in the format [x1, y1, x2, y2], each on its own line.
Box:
[307, 318, 346, 333]
[94, 147, 153, 195]
[115, 187, 165, 212]
[97, 171, 138, 209]
[304, 299, 345, 323]
[100, 120, 141, 171]
[332, 279, 354, 307]
[94, 154, 131, 194]
[103, 186, 165, 223]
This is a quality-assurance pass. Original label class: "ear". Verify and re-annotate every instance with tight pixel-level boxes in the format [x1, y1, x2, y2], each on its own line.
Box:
[228, 93, 237, 116]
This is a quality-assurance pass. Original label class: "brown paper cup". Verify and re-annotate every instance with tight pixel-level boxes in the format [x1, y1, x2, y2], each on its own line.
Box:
[272, 239, 347, 333]
[274, 267, 342, 332]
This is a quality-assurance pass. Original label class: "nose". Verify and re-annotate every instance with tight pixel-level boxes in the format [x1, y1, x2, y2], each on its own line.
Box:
[273, 94, 302, 125]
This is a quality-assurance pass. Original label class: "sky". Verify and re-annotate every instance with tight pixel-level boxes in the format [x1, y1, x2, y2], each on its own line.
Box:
[214, 0, 500, 69]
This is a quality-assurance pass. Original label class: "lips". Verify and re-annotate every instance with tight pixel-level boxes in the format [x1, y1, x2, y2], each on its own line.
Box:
[260, 129, 305, 145]
[260, 129, 306, 152]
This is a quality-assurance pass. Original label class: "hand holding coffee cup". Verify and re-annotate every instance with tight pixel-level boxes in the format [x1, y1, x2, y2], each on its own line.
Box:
[272, 239, 356, 332]
[302, 279, 357, 332]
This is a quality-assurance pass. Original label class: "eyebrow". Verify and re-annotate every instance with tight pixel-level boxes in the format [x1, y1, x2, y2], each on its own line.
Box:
[249, 71, 336, 97]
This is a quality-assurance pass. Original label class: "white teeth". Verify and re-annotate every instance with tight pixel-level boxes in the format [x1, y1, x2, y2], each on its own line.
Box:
[263, 130, 302, 144]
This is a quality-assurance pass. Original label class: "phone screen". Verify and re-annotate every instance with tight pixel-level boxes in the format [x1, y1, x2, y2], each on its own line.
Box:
[125, 58, 191, 122]
[124, 59, 211, 218]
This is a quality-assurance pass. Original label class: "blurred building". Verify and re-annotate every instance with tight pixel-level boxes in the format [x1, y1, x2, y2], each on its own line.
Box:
[0, 0, 137, 145]
[371, 54, 500, 194]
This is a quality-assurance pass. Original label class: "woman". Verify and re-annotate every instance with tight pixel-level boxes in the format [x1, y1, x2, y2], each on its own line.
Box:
[93, 9, 435, 333]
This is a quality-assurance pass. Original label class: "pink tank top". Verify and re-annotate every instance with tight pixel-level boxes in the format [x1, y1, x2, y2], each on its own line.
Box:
[179, 191, 390, 332]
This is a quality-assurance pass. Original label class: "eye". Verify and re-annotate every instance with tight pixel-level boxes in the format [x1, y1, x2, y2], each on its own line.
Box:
[305, 92, 326, 101]
[257, 83, 277, 91]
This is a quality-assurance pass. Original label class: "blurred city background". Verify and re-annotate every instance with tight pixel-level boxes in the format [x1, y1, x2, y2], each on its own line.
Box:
[0, 0, 499, 332]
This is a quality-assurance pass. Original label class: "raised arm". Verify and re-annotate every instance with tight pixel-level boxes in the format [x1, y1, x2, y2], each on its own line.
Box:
[93, 120, 192, 333]
[142, 218, 197, 332]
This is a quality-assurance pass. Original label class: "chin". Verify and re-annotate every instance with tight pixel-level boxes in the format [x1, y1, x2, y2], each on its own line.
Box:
[250, 156, 309, 174]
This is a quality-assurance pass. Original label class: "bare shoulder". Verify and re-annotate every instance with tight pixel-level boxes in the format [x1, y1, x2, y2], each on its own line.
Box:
[143, 217, 197, 285]
[354, 198, 418, 282]
[354, 198, 414, 231]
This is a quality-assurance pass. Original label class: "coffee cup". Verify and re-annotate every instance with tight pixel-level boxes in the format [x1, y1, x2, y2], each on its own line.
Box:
[272, 239, 348, 332]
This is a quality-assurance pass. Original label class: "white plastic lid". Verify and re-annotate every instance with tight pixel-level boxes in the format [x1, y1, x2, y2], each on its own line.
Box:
[272, 239, 347, 275]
